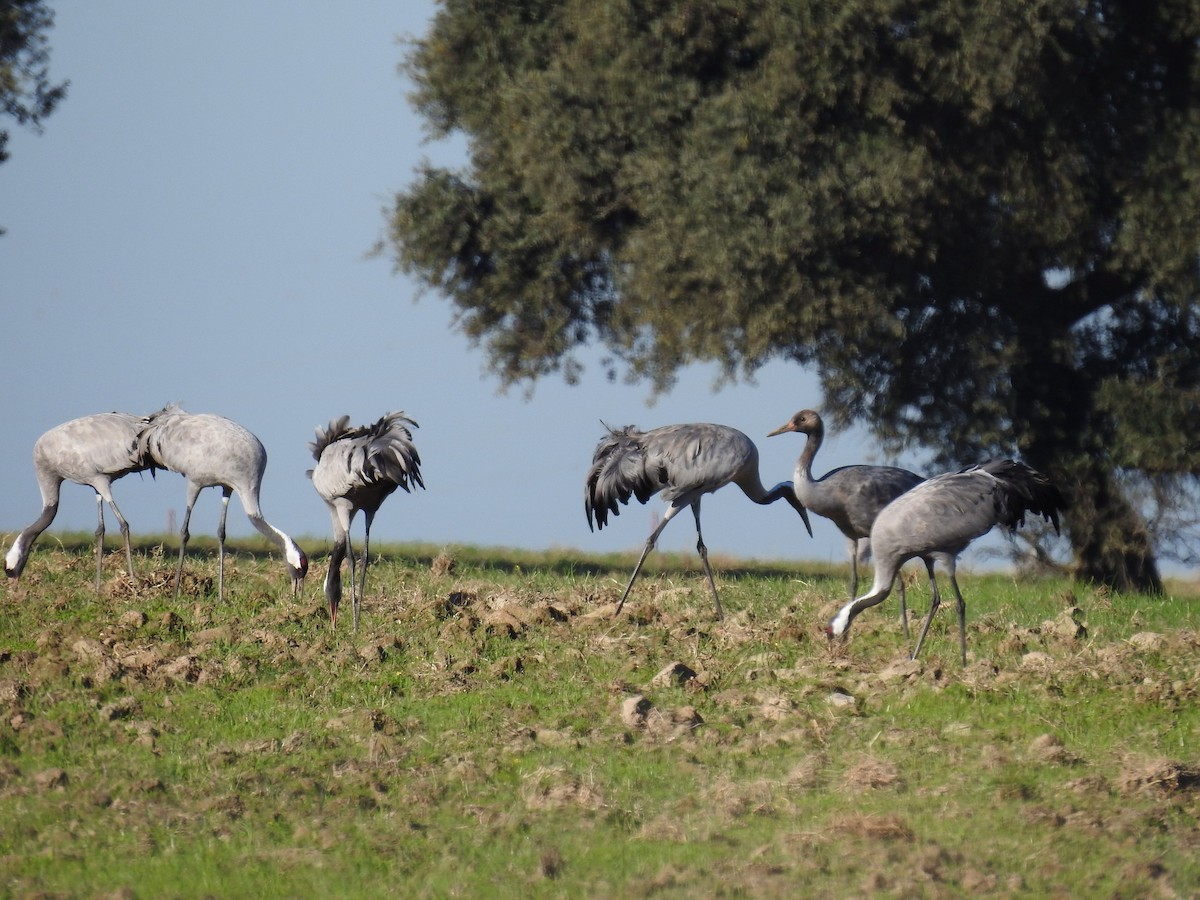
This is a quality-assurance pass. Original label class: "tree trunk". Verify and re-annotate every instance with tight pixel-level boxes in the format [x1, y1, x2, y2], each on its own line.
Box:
[1052, 455, 1163, 594]
[1011, 313, 1163, 594]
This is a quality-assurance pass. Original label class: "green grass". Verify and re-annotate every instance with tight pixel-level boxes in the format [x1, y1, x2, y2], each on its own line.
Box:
[0, 535, 1198, 897]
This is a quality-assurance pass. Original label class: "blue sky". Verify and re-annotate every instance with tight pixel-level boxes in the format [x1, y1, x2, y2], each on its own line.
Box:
[1, 2, 1052, 580]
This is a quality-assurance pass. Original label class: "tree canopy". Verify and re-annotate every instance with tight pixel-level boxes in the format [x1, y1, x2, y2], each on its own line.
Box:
[1, 0, 66, 232]
[0, 0, 65, 160]
[387, 0, 1200, 591]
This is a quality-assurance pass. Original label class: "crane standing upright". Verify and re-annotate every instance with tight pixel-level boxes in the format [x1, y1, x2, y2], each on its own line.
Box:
[308, 412, 424, 631]
[827, 458, 1066, 665]
[137, 404, 308, 600]
[768, 408, 927, 636]
[5, 412, 153, 591]
[585, 422, 812, 620]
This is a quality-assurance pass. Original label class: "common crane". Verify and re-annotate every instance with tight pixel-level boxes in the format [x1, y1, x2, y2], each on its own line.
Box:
[585, 422, 812, 620]
[308, 412, 424, 631]
[827, 458, 1065, 665]
[6, 412, 152, 591]
[768, 408, 927, 636]
[137, 404, 308, 600]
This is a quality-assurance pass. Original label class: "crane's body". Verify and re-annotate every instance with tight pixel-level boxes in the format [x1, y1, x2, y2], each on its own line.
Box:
[309, 412, 424, 630]
[137, 404, 307, 599]
[585, 422, 812, 620]
[769, 409, 926, 634]
[828, 459, 1066, 664]
[5, 412, 152, 590]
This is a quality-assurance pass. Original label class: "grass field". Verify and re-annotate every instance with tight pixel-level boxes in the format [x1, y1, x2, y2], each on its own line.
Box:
[1, 534, 1198, 897]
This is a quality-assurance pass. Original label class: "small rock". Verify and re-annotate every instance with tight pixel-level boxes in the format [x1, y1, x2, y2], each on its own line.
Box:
[118, 610, 148, 629]
[0, 679, 27, 704]
[1029, 733, 1078, 765]
[161, 655, 198, 683]
[1043, 607, 1087, 641]
[650, 661, 697, 688]
[827, 689, 856, 708]
[1128, 632, 1164, 651]
[621, 695, 652, 729]
[99, 696, 140, 721]
[1019, 651, 1055, 671]
[193, 625, 234, 646]
[71, 638, 106, 661]
[877, 659, 921, 682]
[33, 767, 68, 791]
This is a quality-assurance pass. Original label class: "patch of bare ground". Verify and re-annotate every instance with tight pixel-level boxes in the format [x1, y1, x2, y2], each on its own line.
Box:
[520, 766, 606, 813]
[841, 755, 903, 793]
[1119, 756, 1200, 797]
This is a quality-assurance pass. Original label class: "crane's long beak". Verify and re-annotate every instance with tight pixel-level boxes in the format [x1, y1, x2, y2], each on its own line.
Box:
[767, 422, 794, 437]
[798, 503, 812, 537]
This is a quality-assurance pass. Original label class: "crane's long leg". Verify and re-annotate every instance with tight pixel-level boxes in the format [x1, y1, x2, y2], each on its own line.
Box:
[173, 494, 198, 599]
[345, 533, 357, 620]
[910, 573, 943, 661]
[613, 503, 684, 617]
[691, 499, 723, 622]
[897, 577, 909, 639]
[949, 570, 967, 667]
[216, 489, 232, 603]
[353, 513, 377, 634]
[107, 499, 135, 581]
[93, 494, 106, 593]
[847, 537, 860, 600]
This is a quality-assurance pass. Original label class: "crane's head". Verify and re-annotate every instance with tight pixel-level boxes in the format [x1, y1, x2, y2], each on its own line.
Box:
[767, 409, 823, 439]
[286, 542, 309, 597]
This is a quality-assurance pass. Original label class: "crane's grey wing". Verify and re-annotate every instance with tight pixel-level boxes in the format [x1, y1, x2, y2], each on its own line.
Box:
[819, 465, 924, 533]
[644, 423, 753, 501]
[38, 412, 152, 481]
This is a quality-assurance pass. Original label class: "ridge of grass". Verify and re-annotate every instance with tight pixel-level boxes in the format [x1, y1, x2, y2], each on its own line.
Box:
[0, 537, 1197, 896]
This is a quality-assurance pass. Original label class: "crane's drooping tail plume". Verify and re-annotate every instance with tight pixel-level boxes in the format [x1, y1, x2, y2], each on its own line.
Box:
[584, 421, 812, 620]
[584, 425, 663, 532]
[309, 411, 424, 631]
[826, 458, 1066, 665]
[974, 458, 1064, 535]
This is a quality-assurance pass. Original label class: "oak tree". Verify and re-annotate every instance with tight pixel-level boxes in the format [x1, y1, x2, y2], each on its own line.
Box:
[387, 0, 1200, 591]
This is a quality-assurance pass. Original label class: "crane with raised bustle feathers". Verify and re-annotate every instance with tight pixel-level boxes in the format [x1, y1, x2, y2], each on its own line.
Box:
[585, 421, 813, 620]
[827, 458, 1066, 665]
[308, 412, 424, 631]
[5, 411, 154, 591]
[136, 404, 308, 600]
[768, 408, 928, 636]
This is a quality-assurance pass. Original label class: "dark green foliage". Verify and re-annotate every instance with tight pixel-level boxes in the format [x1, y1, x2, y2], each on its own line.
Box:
[0, 0, 66, 163]
[387, 0, 1200, 591]
[0, 0, 66, 234]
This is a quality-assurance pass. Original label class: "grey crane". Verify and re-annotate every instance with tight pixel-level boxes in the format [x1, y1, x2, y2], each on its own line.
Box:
[5, 412, 153, 591]
[768, 408, 927, 636]
[136, 404, 308, 600]
[308, 412, 424, 631]
[585, 422, 813, 620]
[826, 458, 1065, 665]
